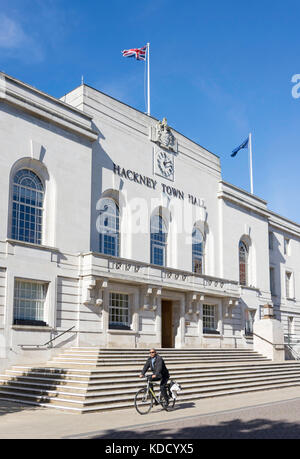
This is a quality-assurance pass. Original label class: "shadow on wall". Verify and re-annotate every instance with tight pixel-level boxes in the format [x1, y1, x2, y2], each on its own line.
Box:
[270, 232, 285, 323]
[90, 121, 115, 253]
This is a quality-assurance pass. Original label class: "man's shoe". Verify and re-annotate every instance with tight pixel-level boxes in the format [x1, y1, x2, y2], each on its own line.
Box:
[162, 397, 169, 408]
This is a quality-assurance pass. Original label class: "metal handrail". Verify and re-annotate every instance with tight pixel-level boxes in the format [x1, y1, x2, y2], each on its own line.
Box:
[284, 334, 300, 344]
[285, 343, 300, 360]
[19, 326, 76, 349]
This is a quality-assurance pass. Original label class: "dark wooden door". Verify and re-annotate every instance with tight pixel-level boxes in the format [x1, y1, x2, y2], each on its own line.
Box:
[161, 300, 173, 348]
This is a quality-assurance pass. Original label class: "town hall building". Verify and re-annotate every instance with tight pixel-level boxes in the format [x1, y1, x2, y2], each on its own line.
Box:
[0, 72, 299, 370]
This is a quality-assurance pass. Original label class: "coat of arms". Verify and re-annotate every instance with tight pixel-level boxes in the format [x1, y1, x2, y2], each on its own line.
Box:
[150, 118, 178, 153]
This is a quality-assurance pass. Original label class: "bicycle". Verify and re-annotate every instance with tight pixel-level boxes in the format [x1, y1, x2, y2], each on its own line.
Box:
[134, 376, 176, 415]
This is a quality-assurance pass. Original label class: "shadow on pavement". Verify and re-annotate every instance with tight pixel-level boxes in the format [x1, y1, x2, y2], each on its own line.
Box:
[0, 399, 43, 416]
[93, 417, 300, 440]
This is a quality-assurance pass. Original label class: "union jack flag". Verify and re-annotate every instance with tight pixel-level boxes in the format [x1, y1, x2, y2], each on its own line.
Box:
[122, 45, 147, 61]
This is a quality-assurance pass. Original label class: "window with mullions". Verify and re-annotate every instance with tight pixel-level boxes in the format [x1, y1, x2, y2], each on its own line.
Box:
[11, 169, 44, 245]
[150, 215, 167, 266]
[239, 240, 248, 286]
[109, 292, 130, 330]
[203, 304, 218, 334]
[192, 228, 204, 274]
[99, 198, 120, 257]
[13, 280, 48, 326]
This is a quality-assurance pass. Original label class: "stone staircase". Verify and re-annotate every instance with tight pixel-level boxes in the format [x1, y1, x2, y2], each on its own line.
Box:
[0, 347, 300, 413]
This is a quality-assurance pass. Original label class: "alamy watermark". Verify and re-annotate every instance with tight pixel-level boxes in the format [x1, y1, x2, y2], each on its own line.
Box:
[292, 74, 300, 99]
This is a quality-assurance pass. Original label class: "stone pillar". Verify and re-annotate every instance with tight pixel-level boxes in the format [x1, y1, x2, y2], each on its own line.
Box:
[217, 302, 223, 335]
[132, 290, 140, 347]
[253, 305, 285, 361]
[178, 296, 186, 349]
[155, 296, 162, 347]
[198, 302, 203, 338]
[102, 289, 110, 348]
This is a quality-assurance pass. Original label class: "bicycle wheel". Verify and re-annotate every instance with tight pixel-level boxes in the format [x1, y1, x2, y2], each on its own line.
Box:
[167, 396, 176, 410]
[134, 388, 153, 415]
[160, 395, 176, 411]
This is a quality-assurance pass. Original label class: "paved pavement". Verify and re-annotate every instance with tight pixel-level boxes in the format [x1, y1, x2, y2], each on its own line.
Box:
[1, 386, 300, 439]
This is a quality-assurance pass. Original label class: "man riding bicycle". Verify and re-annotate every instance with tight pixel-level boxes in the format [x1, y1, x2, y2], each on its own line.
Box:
[139, 348, 170, 406]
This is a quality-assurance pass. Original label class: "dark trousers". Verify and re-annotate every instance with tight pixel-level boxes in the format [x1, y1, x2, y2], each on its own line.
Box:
[149, 375, 169, 401]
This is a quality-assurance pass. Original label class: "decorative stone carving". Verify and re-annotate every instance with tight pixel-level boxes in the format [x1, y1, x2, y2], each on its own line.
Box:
[109, 260, 141, 273]
[186, 292, 202, 315]
[224, 298, 239, 318]
[82, 277, 108, 308]
[82, 277, 96, 306]
[140, 286, 161, 311]
[150, 118, 178, 153]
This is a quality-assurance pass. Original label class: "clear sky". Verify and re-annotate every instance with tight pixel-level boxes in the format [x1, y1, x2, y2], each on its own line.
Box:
[1, 0, 300, 223]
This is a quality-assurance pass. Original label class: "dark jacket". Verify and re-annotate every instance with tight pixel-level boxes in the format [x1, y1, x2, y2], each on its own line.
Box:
[141, 354, 169, 380]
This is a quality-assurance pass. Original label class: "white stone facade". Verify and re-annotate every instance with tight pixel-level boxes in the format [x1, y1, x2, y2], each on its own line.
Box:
[0, 72, 299, 370]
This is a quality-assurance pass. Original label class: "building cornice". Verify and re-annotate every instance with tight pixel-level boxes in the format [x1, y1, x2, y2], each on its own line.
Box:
[0, 73, 98, 142]
[219, 180, 300, 238]
[218, 180, 269, 218]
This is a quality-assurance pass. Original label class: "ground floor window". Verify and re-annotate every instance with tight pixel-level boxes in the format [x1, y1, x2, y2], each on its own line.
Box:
[13, 279, 48, 326]
[109, 292, 130, 330]
[203, 304, 219, 334]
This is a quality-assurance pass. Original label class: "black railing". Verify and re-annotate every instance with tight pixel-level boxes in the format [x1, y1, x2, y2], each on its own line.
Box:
[19, 326, 76, 349]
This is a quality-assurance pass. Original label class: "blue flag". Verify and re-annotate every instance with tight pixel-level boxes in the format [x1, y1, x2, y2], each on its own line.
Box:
[231, 137, 249, 157]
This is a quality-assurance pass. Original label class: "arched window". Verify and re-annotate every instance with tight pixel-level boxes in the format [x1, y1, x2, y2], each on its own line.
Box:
[239, 240, 248, 286]
[150, 215, 167, 266]
[99, 198, 120, 257]
[12, 169, 44, 245]
[192, 228, 204, 274]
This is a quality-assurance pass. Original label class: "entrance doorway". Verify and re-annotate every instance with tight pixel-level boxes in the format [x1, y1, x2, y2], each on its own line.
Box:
[161, 300, 173, 348]
[245, 309, 255, 336]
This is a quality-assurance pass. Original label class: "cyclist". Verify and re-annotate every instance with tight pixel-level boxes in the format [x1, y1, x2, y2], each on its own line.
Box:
[139, 348, 170, 406]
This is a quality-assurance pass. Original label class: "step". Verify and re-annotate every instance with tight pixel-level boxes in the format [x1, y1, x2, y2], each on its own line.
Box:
[1, 376, 300, 414]
[7, 379, 297, 414]
[2, 367, 300, 392]
[0, 347, 298, 414]
[50, 356, 269, 365]
[6, 361, 300, 380]
[1, 372, 300, 403]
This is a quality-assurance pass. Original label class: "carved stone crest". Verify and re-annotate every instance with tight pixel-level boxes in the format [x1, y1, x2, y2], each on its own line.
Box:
[150, 118, 178, 153]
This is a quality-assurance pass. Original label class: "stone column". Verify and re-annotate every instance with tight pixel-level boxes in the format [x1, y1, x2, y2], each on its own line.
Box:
[198, 301, 203, 338]
[132, 290, 140, 348]
[155, 296, 162, 347]
[217, 302, 223, 335]
[102, 289, 110, 348]
[178, 296, 186, 349]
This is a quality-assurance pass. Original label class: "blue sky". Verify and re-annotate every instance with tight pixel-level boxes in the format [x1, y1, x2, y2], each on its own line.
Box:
[1, 0, 300, 223]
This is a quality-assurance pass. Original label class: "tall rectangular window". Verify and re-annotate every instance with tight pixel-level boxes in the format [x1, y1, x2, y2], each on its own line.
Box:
[286, 271, 293, 299]
[203, 304, 218, 334]
[268, 232, 274, 250]
[14, 280, 48, 326]
[98, 198, 120, 257]
[150, 215, 167, 267]
[109, 293, 130, 330]
[284, 238, 290, 256]
[288, 316, 294, 336]
[270, 267, 276, 296]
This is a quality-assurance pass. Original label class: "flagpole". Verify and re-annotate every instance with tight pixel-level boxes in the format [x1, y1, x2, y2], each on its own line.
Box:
[249, 132, 254, 194]
[147, 42, 150, 116]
